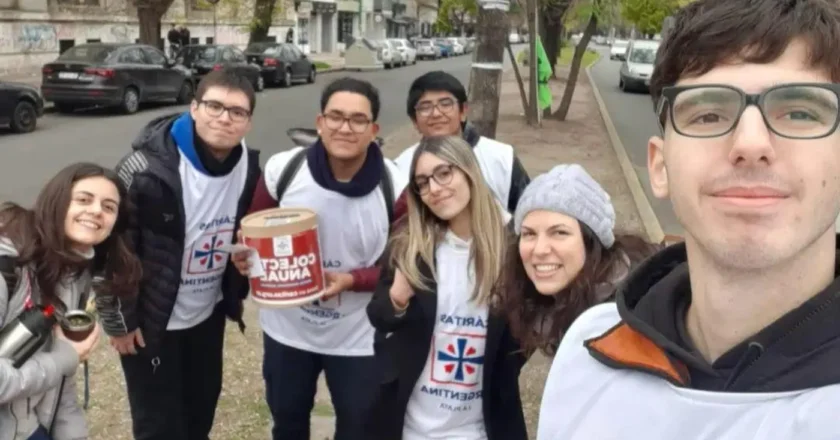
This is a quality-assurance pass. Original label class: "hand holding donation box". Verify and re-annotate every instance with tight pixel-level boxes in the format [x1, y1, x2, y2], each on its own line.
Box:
[235, 208, 327, 308]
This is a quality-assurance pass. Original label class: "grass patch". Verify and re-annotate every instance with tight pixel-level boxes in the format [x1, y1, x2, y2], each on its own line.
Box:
[558, 47, 600, 67]
[314, 61, 332, 70]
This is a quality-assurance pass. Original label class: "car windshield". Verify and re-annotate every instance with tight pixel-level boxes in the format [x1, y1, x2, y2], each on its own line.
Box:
[629, 48, 656, 64]
[613, 41, 628, 48]
[58, 45, 117, 62]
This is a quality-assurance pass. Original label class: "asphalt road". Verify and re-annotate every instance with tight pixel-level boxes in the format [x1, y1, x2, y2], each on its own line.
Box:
[0, 54, 485, 205]
[588, 48, 682, 235]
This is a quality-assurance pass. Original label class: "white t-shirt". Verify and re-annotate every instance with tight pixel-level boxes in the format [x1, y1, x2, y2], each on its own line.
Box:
[259, 147, 407, 356]
[394, 136, 514, 212]
[168, 148, 248, 330]
[403, 230, 489, 440]
[537, 303, 840, 440]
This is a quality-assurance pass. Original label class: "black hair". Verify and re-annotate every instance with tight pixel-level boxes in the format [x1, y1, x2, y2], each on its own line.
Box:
[406, 71, 468, 120]
[195, 68, 257, 112]
[320, 77, 381, 121]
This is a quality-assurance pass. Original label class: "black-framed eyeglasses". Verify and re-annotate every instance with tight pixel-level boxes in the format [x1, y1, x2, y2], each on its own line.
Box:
[415, 97, 457, 118]
[656, 83, 840, 139]
[413, 164, 455, 195]
[200, 100, 252, 122]
[322, 111, 372, 133]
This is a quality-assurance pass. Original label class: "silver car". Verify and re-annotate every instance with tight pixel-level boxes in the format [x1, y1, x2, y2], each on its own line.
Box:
[414, 38, 441, 60]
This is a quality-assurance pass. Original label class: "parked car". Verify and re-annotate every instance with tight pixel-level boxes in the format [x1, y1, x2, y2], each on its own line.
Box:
[619, 40, 659, 92]
[434, 39, 454, 57]
[0, 80, 44, 133]
[610, 39, 629, 60]
[508, 33, 521, 44]
[41, 43, 194, 114]
[415, 39, 442, 60]
[244, 42, 316, 87]
[389, 38, 417, 65]
[447, 38, 465, 55]
[177, 44, 264, 92]
[379, 40, 404, 68]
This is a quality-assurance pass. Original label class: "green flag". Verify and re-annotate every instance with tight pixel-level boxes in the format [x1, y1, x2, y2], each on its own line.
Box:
[535, 36, 553, 110]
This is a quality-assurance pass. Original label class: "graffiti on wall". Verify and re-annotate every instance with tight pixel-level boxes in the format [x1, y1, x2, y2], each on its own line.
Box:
[110, 24, 131, 42]
[16, 24, 58, 52]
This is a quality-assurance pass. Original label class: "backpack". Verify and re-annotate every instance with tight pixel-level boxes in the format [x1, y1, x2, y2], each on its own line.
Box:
[275, 148, 395, 227]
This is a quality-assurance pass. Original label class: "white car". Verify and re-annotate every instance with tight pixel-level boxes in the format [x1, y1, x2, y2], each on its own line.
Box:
[415, 39, 441, 59]
[509, 33, 521, 44]
[389, 38, 417, 65]
[447, 38, 465, 55]
[378, 40, 403, 68]
[619, 40, 659, 93]
[610, 39, 629, 60]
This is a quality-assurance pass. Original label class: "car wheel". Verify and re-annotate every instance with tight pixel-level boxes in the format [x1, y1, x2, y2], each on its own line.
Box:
[121, 87, 140, 114]
[307, 67, 316, 84]
[10, 100, 37, 133]
[256, 75, 265, 92]
[282, 69, 292, 88]
[176, 81, 193, 105]
[619, 79, 627, 92]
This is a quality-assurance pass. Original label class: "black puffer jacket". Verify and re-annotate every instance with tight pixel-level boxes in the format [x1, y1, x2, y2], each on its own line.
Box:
[99, 113, 260, 354]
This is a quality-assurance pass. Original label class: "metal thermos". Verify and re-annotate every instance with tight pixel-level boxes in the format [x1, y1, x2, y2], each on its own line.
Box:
[0, 304, 57, 368]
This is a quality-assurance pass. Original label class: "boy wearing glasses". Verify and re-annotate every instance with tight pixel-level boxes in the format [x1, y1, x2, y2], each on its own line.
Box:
[104, 69, 261, 440]
[244, 77, 407, 440]
[537, 1, 840, 439]
[393, 71, 530, 215]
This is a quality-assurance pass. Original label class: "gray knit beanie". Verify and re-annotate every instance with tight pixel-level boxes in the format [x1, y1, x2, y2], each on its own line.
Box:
[513, 164, 616, 248]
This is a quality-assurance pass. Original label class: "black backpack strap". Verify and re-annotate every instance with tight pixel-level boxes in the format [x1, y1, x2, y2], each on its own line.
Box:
[275, 148, 308, 202]
[379, 164, 395, 229]
[0, 256, 19, 298]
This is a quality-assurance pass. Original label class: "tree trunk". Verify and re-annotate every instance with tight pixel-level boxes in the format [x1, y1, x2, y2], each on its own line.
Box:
[526, 0, 538, 125]
[135, 0, 174, 49]
[541, 15, 560, 78]
[507, 42, 529, 121]
[551, 10, 597, 120]
[249, 0, 277, 44]
[467, 7, 510, 138]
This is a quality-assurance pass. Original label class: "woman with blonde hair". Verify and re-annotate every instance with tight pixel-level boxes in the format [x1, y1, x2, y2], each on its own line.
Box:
[366, 135, 527, 440]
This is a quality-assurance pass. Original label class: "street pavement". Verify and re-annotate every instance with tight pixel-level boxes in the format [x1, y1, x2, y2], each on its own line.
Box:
[0, 54, 488, 205]
[587, 47, 683, 236]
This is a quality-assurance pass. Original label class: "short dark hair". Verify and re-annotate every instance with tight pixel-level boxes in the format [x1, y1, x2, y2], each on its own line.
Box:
[651, 0, 840, 104]
[406, 71, 468, 120]
[195, 68, 257, 112]
[320, 77, 381, 121]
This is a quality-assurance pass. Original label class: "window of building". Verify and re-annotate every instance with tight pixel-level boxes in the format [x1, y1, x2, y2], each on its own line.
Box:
[58, 39, 75, 54]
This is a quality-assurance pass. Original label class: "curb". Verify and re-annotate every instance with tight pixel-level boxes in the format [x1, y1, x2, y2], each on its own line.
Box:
[584, 63, 664, 244]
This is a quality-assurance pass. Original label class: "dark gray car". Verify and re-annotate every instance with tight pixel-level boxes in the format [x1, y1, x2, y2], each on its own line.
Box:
[41, 43, 194, 114]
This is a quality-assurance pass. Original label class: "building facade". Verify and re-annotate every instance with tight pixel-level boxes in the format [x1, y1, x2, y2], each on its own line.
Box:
[0, 0, 295, 76]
